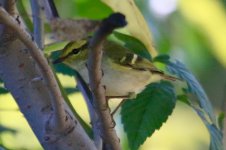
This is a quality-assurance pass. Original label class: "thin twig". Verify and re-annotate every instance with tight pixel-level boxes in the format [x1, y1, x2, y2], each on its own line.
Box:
[43, 0, 59, 20]
[111, 99, 126, 116]
[0, 7, 66, 132]
[44, 1, 102, 148]
[75, 71, 103, 150]
[30, 0, 45, 49]
[87, 13, 127, 150]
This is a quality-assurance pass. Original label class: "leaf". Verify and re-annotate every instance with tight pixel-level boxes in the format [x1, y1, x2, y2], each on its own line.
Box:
[153, 54, 170, 63]
[101, 0, 157, 57]
[166, 61, 216, 124]
[109, 31, 152, 61]
[50, 50, 75, 76]
[16, 0, 33, 32]
[163, 60, 223, 150]
[121, 81, 176, 150]
[64, 87, 79, 95]
[0, 80, 8, 94]
[0, 87, 8, 94]
[194, 108, 223, 150]
[177, 94, 191, 105]
[217, 112, 224, 131]
[44, 41, 69, 54]
[55, 0, 112, 19]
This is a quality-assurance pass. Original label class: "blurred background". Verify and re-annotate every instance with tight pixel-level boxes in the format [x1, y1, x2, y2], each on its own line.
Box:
[0, 0, 226, 149]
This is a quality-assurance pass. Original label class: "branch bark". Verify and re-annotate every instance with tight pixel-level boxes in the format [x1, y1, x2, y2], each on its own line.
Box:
[0, 1, 96, 149]
[0, 5, 66, 132]
[44, 1, 103, 149]
[87, 13, 127, 150]
[30, 0, 45, 49]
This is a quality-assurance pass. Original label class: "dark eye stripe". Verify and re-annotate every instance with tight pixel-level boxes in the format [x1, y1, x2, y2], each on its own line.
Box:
[69, 42, 88, 55]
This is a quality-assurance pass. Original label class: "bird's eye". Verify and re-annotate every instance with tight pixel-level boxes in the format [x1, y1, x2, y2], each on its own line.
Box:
[72, 48, 80, 54]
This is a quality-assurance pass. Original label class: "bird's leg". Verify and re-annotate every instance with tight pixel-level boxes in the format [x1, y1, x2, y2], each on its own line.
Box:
[111, 99, 126, 116]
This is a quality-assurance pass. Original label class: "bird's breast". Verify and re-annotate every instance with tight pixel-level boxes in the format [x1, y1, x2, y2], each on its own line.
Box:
[75, 59, 162, 97]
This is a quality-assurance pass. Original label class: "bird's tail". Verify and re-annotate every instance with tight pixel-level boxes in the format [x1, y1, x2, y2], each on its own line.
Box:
[151, 70, 180, 81]
[162, 74, 180, 81]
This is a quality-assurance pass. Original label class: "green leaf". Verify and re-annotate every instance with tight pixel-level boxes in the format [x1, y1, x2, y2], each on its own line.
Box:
[44, 41, 69, 54]
[16, 0, 33, 32]
[218, 112, 224, 130]
[50, 50, 75, 76]
[55, 0, 112, 19]
[64, 87, 79, 95]
[166, 61, 216, 124]
[0, 87, 8, 94]
[101, 0, 157, 57]
[177, 94, 191, 105]
[194, 108, 223, 150]
[153, 54, 170, 63]
[109, 31, 152, 61]
[0, 80, 8, 94]
[121, 81, 176, 150]
[165, 60, 223, 150]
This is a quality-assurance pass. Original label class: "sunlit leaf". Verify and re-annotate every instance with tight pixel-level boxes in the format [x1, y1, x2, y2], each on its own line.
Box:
[101, 0, 157, 57]
[160, 60, 223, 150]
[166, 61, 216, 124]
[44, 41, 69, 54]
[55, 0, 112, 19]
[194, 108, 223, 150]
[121, 81, 176, 150]
[109, 32, 152, 61]
[16, 0, 33, 32]
[179, 0, 226, 67]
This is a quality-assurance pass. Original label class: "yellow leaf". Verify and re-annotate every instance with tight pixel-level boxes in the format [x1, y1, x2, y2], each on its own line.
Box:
[101, 0, 158, 57]
[179, 0, 226, 67]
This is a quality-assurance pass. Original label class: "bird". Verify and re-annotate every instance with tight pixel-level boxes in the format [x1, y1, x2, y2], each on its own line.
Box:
[53, 39, 177, 99]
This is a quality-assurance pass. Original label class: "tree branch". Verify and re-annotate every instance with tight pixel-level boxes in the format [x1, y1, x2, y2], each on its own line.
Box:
[0, 6, 67, 131]
[44, 0, 59, 20]
[75, 71, 103, 150]
[44, 1, 103, 149]
[87, 13, 127, 150]
[30, 0, 45, 49]
[0, 1, 96, 149]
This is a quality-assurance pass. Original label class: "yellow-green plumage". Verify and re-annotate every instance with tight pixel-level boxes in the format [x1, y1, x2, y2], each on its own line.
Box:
[54, 40, 176, 97]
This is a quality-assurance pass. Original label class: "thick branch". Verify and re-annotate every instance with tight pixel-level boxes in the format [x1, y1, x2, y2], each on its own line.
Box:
[0, 6, 65, 132]
[87, 13, 127, 150]
[0, 2, 96, 149]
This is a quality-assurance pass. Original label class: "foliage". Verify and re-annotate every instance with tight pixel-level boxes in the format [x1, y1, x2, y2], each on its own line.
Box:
[121, 81, 176, 150]
[0, 0, 224, 149]
[0, 80, 8, 94]
[101, 0, 157, 57]
[55, 0, 112, 19]
[109, 32, 152, 61]
[154, 55, 223, 150]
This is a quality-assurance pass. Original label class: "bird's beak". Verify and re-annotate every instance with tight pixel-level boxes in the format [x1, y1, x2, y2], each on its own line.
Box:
[52, 55, 69, 64]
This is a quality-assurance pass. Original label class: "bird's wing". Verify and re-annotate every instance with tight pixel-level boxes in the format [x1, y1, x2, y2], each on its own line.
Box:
[104, 40, 178, 81]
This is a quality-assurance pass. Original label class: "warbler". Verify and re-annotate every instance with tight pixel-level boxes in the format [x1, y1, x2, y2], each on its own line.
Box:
[53, 39, 177, 98]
